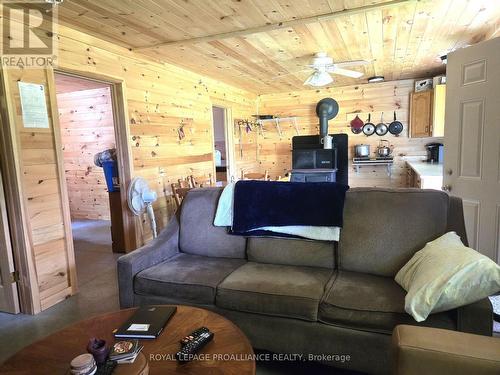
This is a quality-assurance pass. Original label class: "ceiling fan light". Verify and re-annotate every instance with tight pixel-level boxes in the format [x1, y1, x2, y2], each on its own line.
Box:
[304, 71, 333, 87]
[367, 76, 384, 83]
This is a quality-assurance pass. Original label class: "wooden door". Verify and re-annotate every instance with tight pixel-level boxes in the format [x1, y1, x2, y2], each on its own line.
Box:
[0, 165, 20, 313]
[410, 90, 433, 138]
[0, 67, 77, 313]
[443, 37, 500, 262]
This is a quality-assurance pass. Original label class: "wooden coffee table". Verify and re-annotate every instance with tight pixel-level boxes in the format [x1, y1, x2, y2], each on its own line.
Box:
[0, 305, 256, 375]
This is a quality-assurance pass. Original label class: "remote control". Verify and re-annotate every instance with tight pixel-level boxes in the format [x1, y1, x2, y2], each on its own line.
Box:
[176, 331, 214, 362]
[95, 360, 117, 375]
[180, 327, 210, 346]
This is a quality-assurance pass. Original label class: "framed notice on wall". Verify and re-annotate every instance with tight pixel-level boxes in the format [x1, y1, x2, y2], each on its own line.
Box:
[18, 82, 50, 129]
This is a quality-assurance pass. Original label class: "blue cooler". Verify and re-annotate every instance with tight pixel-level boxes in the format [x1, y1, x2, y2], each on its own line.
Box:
[102, 161, 120, 192]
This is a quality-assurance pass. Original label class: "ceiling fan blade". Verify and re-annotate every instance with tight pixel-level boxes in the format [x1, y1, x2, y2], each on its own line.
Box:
[331, 67, 364, 78]
[334, 60, 370, 68]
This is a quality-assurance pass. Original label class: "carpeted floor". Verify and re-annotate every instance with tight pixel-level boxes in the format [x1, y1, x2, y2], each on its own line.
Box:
[0, 220, 121, 364]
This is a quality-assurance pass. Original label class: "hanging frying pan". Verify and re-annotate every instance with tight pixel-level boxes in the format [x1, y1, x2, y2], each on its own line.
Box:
[388, 111, 404, 136]
[350, 115, 364, 134]
[362, 114, 375, 136]
[375, 112, 388, 136]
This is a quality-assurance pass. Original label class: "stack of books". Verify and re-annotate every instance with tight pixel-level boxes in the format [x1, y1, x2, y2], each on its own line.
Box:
[108, 339, 143, 364]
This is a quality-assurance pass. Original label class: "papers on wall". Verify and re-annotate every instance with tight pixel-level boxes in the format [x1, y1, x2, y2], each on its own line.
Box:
[18, 81, 50, 129]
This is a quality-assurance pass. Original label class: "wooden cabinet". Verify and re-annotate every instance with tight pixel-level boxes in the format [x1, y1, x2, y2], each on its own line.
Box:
[406, 167, 421, 188]
[108, 191, 126, 253]
[410, 90, 433, 137]
[432, 84, 446, 137]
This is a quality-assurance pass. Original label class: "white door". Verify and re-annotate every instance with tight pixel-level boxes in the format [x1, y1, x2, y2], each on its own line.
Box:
[443, 37, 500, 262]
[0, 165, 20, 313]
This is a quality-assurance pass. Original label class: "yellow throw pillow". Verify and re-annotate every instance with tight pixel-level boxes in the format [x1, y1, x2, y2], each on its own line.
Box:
[395, 231, 500, 322]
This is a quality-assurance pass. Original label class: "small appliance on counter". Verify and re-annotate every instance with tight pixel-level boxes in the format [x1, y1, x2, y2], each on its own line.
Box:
[426, 142, 444, 163]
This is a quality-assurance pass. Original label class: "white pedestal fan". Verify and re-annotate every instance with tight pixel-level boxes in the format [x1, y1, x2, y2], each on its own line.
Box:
[127, 177, 158, 238]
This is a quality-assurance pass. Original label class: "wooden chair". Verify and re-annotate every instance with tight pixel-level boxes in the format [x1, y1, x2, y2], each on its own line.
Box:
[189, 173, 214, 188]
[240, 170, 269, 181]
[171, 180, 192, 209]
[177, 177, 191, 188]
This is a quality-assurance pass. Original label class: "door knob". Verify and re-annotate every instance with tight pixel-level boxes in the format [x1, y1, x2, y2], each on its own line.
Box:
[442, 184, 452, 192]
[446, 169, 453, 176]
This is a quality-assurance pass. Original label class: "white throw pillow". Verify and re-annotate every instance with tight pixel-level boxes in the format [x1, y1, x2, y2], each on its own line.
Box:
[395, 231, 500, 322]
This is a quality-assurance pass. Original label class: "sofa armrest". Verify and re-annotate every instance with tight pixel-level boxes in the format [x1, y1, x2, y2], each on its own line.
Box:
[456, 297, 493, 336]
[447, 195, 469, 246]
[392, 325, 500, 375]
[117, 215, 180, 308]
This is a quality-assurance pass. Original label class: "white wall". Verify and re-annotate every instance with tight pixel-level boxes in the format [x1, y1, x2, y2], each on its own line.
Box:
[212, 106, 226, 165]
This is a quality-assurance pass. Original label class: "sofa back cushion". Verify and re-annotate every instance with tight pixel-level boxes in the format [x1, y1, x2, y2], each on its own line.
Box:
[339, 188, 449, 277]
[247, 237, 335, 269]
[179, 188, 246, 258]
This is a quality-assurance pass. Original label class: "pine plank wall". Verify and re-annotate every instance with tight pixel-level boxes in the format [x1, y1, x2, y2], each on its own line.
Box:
[58, 87, 115, 220]
[2, 19, 255, 312]
[53, 25, 256, 243]
[240, 80, 443, 187]
[2, 18, 442, 313]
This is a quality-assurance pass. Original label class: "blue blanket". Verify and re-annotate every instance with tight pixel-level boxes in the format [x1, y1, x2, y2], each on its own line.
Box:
[231, 181, 349, 235]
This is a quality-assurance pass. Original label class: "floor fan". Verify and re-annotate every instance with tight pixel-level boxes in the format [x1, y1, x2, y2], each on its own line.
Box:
[127, 177, 158, 238]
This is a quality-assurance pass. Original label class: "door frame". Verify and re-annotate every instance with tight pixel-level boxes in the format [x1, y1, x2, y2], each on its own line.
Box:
[210, 101, 236, 182]
[0, 153, 21, 314]
[52, 68, 139, 251]
[0, 67, 40, 314]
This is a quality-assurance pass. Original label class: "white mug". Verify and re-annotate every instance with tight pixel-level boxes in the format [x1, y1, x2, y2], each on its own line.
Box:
[321, 135, 333, 149]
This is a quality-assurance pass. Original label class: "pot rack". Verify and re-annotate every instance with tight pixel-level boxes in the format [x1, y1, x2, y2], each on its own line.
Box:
[352, 157, 394, 177]
[256, 116, 300, 138]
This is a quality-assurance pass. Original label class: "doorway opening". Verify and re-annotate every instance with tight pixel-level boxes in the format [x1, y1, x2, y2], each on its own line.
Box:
[54, 72, 123, 288]
[212, 106, 229, 183]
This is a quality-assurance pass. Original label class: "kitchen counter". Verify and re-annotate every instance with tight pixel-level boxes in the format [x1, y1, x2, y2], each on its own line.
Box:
[406, 161, 443, 190]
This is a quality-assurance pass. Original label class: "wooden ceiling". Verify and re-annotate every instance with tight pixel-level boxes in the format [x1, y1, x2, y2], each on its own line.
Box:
[54, 0, 500, 94]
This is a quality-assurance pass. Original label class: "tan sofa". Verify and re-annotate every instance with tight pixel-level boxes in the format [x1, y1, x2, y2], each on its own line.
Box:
[392, 325, 500, 374]
[118, 187, 493, 374]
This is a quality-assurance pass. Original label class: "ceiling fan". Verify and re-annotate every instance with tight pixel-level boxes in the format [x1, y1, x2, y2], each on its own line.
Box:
[273, 52, 369, 87]
[304, 52, 369, 86]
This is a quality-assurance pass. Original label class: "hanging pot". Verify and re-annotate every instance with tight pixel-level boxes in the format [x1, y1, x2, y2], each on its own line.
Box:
[362, 114, 375, 136]
[375, 112, 388, 136]
[388, 111, 403, 136]
[350, 115, 364, 134]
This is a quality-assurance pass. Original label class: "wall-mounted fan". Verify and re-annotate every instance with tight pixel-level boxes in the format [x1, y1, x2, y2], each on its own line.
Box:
[273, 52, 370, 87]
[127, 177, 158, 238]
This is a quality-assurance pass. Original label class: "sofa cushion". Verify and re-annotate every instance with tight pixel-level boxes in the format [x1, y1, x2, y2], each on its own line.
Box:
[318, 271, 456, 334]
[134, 253, 246, 304]
[179, 188, 247, 258]
[216, 262, 332, 321]
[339, 188, 449, 276]
[247, 237, 335, 269]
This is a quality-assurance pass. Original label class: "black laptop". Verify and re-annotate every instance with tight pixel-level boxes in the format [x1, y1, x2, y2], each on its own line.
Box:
[114, 306, 177, 339]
